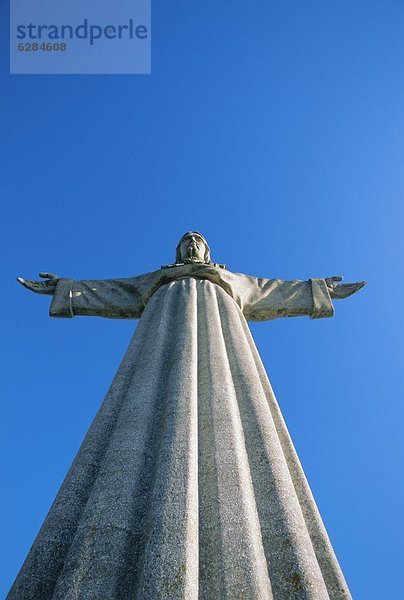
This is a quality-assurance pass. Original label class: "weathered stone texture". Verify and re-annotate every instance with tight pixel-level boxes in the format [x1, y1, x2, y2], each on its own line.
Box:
[10, 270, 353, 599]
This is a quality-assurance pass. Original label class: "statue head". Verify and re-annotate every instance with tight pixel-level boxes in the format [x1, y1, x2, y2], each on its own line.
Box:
[175, 231, 211, 264]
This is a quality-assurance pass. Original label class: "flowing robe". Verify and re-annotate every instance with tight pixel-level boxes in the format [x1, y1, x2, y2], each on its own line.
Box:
[8, 264, 352, 600]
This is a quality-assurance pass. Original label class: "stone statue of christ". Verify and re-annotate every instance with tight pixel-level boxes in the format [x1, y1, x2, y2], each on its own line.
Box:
[11, 232, 365, 600]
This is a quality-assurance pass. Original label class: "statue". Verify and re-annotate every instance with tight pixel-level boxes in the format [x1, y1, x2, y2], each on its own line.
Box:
[10, 232, 365, 600]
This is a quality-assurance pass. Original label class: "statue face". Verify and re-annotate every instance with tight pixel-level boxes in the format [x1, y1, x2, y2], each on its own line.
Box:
[179, 233, 207, 262]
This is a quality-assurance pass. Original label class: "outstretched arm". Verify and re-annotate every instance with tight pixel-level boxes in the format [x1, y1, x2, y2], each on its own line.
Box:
[236, 273, 366, 322]
[17, 273, 146, 319]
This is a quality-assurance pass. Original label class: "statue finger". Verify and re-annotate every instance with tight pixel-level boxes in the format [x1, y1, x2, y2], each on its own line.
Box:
[39, 272, 58, 280]
[17, 276, 32, 289]
[17, 277, 38, 292]
[331, 276, 343, 282]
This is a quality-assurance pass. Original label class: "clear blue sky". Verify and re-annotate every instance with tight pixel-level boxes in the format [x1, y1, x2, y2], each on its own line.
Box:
[1, 1, 403, 598]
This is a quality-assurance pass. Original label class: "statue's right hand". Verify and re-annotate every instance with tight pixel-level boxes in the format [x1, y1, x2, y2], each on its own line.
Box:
[17, 272, 59, 295]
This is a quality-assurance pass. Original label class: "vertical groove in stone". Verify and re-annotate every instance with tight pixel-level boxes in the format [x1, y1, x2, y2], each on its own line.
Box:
[198, 281, 273, 600]
[232, 296, 351, 600]
[51, 282, 185, 599]
[135, 278, 199, 599]
[7, 284, 167, 600]
[197, 284, 227, 600]
[216, 287, 330, 599]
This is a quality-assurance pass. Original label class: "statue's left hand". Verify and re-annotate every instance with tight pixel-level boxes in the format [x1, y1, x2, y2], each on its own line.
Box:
[17, 272, 59, 295]
[325, 276, 367, 299]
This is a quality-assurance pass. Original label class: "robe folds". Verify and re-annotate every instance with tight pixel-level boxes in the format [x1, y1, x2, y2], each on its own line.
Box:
[9, 264, 352, 600]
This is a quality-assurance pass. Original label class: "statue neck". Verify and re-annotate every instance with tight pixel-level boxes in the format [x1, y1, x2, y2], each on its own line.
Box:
[182, 258, 205, 264]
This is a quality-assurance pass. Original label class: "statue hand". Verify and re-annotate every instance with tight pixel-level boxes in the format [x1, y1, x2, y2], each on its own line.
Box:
[325, 276, 367, 299]
[17, 272, 59, 295]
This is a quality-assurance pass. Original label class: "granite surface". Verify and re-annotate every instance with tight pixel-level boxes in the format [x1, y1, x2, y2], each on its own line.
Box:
[10, 269, 355, 599]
